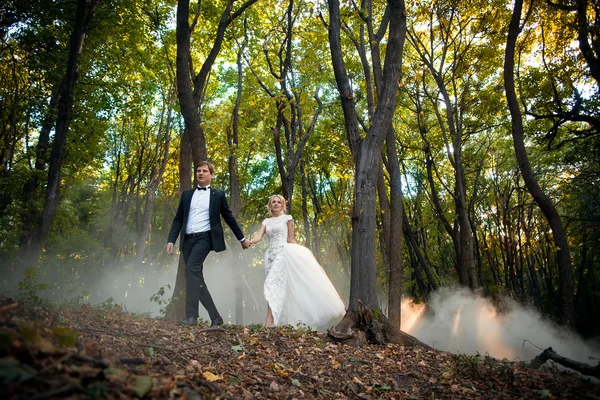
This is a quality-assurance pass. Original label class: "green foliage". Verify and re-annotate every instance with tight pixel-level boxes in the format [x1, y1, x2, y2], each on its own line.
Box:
[85, 381, 109, 399]
[149, 285, 172, 316]
[293, 322, 314, 334]
[16, 269, 49, 309]
[0, 358, 37, 384]
[98, 297, 116, 310]
[51, 326, 78, 348]
[133, 376, 153, 398]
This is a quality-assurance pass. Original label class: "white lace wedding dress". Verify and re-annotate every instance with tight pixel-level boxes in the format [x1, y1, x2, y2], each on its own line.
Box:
[263, 214, 345, 327]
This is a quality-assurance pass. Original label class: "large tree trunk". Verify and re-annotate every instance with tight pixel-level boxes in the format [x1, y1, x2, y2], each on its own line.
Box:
[504, 0, 574, 326]
[25, 0, 99, 267]
[175, 0, 207, 165]
[176, 0, 259, 167]
[328, 0, 414, 346]
[357, 0, 403, 328]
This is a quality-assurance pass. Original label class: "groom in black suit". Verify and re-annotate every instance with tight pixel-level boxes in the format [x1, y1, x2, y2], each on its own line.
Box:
[165, 161, 250, 326]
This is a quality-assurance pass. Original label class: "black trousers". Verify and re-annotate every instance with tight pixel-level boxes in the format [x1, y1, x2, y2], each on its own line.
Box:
[182, 231, 220, 321]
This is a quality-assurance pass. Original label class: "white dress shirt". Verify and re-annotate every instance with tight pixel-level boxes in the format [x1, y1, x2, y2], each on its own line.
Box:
[186, 187, 211, 234]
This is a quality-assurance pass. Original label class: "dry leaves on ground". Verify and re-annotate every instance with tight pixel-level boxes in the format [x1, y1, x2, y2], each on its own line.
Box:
[0, 300, 598, 399]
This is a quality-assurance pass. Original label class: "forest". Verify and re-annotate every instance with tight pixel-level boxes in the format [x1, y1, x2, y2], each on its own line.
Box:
[1, 0, 599, 345]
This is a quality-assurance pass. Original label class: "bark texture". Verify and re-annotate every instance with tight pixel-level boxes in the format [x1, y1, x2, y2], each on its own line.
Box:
[327, 0, 406, 329]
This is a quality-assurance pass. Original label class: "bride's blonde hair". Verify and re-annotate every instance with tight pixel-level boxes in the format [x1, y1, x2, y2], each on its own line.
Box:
[267, 194, 287, 215]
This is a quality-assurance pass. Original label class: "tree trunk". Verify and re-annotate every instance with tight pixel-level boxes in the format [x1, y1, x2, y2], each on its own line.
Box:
[176, 0, 259, 167]
[425, 151, 463, 284]
[409, 18, 477, 289]
[328, 0, 407, 343]
[18, 81, 64, 257]
[135, 93, 173, 268]
[504, 0, 575, 326]
[403, 210, 439, 291]
[229, 49, 244, 325]
[385, 129, 403, 329]
[247, 0, 322, 212]
[26, 0, 99, 267]
[300, 162, 311, 247]
[575, 0, 600, 90]
[328, 301, 432, 348]
[166, 128, 193, 320]
[175, 0, 208, 165]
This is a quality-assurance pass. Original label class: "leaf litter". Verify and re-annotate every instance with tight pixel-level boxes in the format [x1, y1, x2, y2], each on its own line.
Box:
[0, 299, 598, 399]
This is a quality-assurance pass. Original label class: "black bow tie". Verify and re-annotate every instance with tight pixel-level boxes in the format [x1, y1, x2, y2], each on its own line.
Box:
[197, 186, 209, 191]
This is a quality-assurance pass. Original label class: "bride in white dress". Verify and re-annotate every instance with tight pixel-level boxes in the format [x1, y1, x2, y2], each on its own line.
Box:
[248, 195, 345, 328]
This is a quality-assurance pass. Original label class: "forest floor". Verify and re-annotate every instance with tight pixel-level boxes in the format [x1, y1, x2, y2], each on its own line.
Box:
[1, 298, 599, 400]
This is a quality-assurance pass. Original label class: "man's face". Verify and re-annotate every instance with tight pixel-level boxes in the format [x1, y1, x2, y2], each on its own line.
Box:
[196, 165, 213, 187]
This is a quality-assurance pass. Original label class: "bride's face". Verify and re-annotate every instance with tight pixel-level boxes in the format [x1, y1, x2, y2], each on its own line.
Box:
[270, 197, 284, 214]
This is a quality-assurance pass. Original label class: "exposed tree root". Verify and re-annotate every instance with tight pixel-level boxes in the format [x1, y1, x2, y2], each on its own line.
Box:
[531, 347, 600, 379]
[327, 301, 433, 348]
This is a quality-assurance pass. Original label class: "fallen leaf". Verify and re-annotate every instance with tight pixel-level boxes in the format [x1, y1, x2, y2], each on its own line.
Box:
[352, 376, 364, 385]
[231, 344, 243, 353]
[202, 371, 223, 382]
[133, 375, 153, 398]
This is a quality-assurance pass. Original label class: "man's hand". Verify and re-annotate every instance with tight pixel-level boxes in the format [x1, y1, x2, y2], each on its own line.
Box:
[241, 240, 251, 250]
[165, 242, 175, 256]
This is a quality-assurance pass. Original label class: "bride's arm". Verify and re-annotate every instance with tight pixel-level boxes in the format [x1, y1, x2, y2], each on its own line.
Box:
[287, 219, 297, 244]
[249, 223, 266, 245]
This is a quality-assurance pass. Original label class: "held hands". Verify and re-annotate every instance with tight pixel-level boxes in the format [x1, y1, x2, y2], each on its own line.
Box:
[241, 239, 252, 250]
[165, 242, 175, 256]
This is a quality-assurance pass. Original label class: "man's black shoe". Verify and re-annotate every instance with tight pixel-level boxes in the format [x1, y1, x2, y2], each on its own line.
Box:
[178, 317, 197, 326]
[211, 316, 223, 326]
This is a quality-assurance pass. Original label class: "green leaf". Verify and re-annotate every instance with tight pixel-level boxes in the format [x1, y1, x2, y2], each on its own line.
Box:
[133, 375, 153, 398]
[52, 326, 78, 347]
[231, 345, 243, 353]
[104, 367, 124, 376]
[291, 379, 301, 387]
[538, 389, 552, 398]
[86, 381, 108, 399]
[228, 376, 239, 385]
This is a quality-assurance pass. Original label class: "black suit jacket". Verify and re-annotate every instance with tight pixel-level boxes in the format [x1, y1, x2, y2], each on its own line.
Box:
[167, 188, 244, 252]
